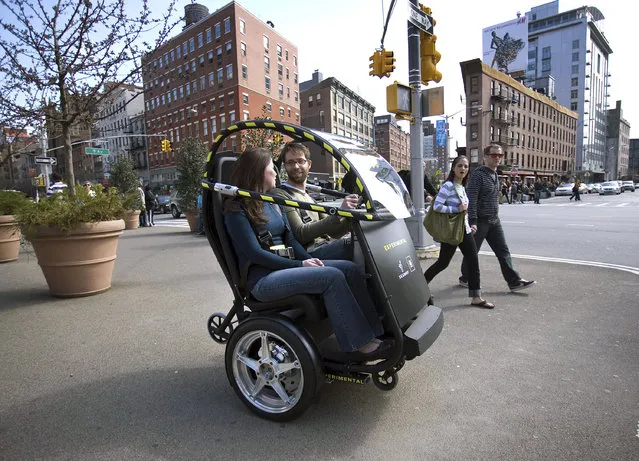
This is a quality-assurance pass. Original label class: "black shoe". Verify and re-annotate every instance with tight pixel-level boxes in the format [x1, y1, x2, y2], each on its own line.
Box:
[509, 279, 537, 292]
[458, 278, 469, 288]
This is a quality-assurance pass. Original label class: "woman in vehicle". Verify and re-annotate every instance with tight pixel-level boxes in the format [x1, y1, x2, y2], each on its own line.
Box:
[224, 147, 389, 357]
[423, 155, 495, 308]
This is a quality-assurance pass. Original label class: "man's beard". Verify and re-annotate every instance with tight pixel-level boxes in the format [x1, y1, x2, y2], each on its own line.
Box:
[287, 169, 308, 184]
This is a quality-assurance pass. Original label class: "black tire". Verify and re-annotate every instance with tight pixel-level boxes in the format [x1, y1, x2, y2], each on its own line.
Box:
[372, 371, 399, 391]
[171, 205, 181, 219]
[224, 316, 322, 422]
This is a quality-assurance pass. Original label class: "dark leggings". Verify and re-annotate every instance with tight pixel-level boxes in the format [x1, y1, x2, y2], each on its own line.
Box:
[425, 231, 481, 298]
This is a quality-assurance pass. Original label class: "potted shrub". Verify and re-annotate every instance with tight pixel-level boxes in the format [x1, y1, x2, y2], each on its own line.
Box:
[0, 190, 31, 263]
[108, 156, 143, 230]
[174, 137, 208, 232]
[16, 185, 126, 297]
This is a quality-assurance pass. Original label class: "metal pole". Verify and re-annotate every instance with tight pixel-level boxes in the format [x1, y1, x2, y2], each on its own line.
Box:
[407, 0, 427, 252]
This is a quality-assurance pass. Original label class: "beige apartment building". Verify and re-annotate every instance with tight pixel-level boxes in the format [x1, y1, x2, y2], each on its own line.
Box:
[141, 2, 300, 185]
[460, 59, 578, 181]
[299, 70, 375, 184]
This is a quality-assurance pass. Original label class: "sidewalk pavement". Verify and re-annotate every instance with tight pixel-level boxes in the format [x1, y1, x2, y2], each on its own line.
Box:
[1, 226, 637, 460]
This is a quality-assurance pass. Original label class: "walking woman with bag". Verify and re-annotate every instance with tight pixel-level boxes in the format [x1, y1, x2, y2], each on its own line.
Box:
[424, 156, 495, 308]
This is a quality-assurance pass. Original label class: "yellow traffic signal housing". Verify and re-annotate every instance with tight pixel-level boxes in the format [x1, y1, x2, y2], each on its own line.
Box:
[386, 81, 412, 116]
[382, 49, 396, 77]
[369, 50, 384, 78]
[166, 140, 172, 152]
[161, 139, 172, 152]
[421, 33, 442, 84]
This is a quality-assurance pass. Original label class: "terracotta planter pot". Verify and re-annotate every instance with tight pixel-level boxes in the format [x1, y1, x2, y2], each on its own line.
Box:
[0, 215, 21, 263]
[184, 211, 198, 232]
[26, 220, 125, 297]
[124, 210, 141, 230]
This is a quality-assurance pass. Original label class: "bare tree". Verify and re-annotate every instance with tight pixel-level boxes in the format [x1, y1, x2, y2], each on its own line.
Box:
[243, 106, 286, 159]
[0, 0, 178, 195]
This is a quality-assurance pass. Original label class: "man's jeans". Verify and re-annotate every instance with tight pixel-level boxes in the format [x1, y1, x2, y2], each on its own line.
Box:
[251, 260, 383, 352]
[461, 217, 520, 287]
[534, 191, 541, 204]
[309, 239, 352, 260]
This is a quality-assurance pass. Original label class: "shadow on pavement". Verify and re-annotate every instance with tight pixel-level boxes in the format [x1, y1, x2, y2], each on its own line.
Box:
[1, 365, 387, 460]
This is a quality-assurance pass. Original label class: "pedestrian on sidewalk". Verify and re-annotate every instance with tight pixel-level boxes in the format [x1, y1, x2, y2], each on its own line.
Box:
[534, 179, 542, 204]
[137, 184, 147, 227]
[424, 155, 494, 308]
[459, 144, 536, 292]
[144, 185, 157, 226]
[46, 173, 67, 197]
[510, 180, 518, 204]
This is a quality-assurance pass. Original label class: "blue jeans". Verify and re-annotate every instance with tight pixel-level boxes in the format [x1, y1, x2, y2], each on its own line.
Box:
[460, 217, 520, 287]
[309, 239, 352, 260]
[534, 191, 541, 204]
[250, 260, 383, 352]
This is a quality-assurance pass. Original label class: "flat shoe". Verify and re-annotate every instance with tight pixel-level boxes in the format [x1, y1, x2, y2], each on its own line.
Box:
[471, 300, 495, 309]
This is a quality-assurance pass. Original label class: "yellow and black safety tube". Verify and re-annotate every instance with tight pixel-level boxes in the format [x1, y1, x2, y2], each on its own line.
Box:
[204, 120, 374, 213]
[201, 179, 385, 222]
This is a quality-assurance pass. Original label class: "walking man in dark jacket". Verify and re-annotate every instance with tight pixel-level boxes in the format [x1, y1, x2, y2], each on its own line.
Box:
[459, 144, 536, 292]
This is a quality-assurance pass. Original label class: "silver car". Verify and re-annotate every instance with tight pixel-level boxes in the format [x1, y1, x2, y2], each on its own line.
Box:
[621, 181, 635, 192]
[599, 181, 621, 195]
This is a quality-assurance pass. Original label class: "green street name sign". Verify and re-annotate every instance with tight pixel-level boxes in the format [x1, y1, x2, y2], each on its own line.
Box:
[85, 147, 109, 156]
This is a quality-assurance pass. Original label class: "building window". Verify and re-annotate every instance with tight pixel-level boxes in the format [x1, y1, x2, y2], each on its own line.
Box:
[319, 111, 325, 125]
[285, 50, 289, 61]
[572, 52, 579, 62]
[571, 77, 578, 87]
[197, 33, 203, 48]
[266, 101, 271, 112]
[243, 93, 249, 105]
[470, 76, 479, 93]
[308, 95, 313, 107]
[206, 28, 212, 43]
[215, 23, 221, 39]
[294, 91, 298, 102]
[264, 56, 270, 72]
[207, 50, 213, 61]
[597, 54, 601, 73]
[470, 124, 478, 140]
[277, 45, 282, 57]
[224, 17, 231, 34]
[293, 56, 297, 67]
[240, 42, 246, 56]
[265, 76, 271, 92]
[572, 39, 579, 49]
[572, 64, 579, 74]
[217, 69, 223, 86]
[189, 38, 195, 52]
[279, 107, 285, 118]
[216, 46, 222, 60]
[241, 64, 248, 79]
[225, 42, 232, 55]
[239, 19, 245, 34]
[571, 102, 577, 110]
[278, 83, 283, 97]
[226, 64, 233, 80]
[263, 35, 269, 50]
[570, 89, 578, 99]
[278, 63, 283, 78]
[541, 59, 551, 72]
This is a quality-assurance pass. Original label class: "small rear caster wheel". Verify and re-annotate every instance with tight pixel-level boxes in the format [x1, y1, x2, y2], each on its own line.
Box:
[208, 313, 233, 344]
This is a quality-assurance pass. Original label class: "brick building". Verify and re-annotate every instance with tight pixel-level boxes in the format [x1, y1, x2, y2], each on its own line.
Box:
[142, 1, 300, 185]
[373, 115, 409, 171]
[460, 59, 578, 181]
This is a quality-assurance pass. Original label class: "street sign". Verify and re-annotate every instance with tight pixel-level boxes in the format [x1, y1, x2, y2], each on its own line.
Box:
[408, 4, 433, 35]
[435, 120, 446, 147]
[34, 156, 57, 165]
[511, 168, 518, 177]
[85, 147, 109, 156]
[32, 176, 45, 187]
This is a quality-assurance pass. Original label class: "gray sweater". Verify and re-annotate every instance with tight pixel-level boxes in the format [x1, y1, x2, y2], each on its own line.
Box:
[466, 166, 500, 225]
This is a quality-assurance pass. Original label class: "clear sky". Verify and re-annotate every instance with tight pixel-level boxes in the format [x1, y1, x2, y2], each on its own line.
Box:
[161, 0, 636, 147]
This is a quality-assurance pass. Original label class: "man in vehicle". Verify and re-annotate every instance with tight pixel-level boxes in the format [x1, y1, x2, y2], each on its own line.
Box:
[459, 144, 536, 292]
[273, 142, 358, 260]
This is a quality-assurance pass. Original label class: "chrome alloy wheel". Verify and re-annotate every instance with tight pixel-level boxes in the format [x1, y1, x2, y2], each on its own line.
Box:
[231, 330, 304, 414]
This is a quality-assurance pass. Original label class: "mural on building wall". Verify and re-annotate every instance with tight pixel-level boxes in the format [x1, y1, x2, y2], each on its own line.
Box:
[482, 17, 528, 75]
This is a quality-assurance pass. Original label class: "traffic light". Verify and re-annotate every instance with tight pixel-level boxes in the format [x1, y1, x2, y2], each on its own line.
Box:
[421, 33, 442, 84]
[369, 50, 384, 78]
[161, 139, 172, 152]
[382, 49, 396, 77]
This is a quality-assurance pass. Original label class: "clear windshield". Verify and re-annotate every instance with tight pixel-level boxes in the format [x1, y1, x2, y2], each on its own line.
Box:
[308, 130, 413, 219]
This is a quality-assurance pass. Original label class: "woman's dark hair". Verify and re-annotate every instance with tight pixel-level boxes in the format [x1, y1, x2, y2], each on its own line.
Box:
[226, 147, 273, 223]
[445, 155, 470, 186]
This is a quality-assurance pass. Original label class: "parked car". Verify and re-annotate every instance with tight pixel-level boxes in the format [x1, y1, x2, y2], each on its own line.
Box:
[168, 191, 182, 218]
[154, 194, 170, 213]
[554, 183, 574, 196]
[621, 181, 635, 192]
[616, 180, 625, 193]
[578, 182, 588, 194]
[599, 181, 621, 195]
[590, 183, 602, 194]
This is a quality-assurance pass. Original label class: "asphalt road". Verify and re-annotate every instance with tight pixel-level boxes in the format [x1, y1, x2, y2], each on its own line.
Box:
[496, 191, 639, 269]
[1, 223, 637, 460]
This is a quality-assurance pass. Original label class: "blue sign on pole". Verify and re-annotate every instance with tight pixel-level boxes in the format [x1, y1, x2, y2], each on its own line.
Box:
[436, 120, 446, 147]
